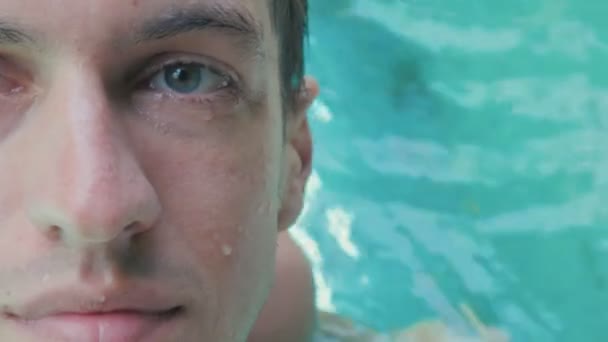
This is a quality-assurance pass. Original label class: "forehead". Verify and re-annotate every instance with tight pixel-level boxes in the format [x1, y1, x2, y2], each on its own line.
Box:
[0, 0, 272, 50]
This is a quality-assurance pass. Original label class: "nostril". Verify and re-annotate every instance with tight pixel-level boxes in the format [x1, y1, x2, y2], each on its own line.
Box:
[122, 222, 151, 239]
[46, 225, 62, 241]
[124, 222, 138, 232]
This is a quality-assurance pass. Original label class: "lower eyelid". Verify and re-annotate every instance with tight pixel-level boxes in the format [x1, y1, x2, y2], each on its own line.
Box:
[130, 90, 241, 128]
[138, 86, 240, 105]
[176, 88, 239, 104]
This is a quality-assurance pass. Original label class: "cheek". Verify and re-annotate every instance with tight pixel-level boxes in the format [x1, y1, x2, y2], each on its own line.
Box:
[0, 133, 47, 269]
[133, 108, 283, 318]
[158, 140, 278, 238]
[163, 147, 279, 269]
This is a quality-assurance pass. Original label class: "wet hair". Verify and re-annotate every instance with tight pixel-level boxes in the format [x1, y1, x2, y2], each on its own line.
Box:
[269, 0, 308, 110]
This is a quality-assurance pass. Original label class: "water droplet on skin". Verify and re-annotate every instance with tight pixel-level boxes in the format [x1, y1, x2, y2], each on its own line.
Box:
[257, 201, 271, 215]
[154, 121, 171, 135]
[221, 245, 233, 256]
[98, 296, 107, 304]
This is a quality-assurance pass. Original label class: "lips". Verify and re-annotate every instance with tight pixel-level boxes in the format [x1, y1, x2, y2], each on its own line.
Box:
[3, 285, 185, 342]
[14, 309, 181, 342]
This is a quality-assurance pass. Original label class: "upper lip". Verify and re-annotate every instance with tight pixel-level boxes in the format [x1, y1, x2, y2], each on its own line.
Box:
[4, 284, 184, 321]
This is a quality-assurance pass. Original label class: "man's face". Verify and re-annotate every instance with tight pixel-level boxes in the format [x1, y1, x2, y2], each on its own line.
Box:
[0, 0, 314, 341]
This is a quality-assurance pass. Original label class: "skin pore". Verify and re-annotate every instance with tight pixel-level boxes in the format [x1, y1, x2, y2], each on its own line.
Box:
[0, 1, 318, 341]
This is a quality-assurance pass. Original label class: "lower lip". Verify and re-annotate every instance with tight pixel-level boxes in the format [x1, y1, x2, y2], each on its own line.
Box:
[9, 309, 181, 342]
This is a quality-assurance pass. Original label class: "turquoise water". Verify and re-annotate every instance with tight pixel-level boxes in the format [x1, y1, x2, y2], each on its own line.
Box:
[294, 0, 608, 341]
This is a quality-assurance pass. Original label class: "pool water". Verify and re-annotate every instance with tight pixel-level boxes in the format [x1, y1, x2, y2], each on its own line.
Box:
[293, 0, 608, 341]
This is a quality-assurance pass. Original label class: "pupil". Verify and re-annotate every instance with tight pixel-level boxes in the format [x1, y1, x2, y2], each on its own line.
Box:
[166, 65, 200, 93]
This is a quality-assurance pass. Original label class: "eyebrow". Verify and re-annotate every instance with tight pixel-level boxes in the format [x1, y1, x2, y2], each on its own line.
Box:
[0, 21, 35, 45]
[133, 4, 263, 52]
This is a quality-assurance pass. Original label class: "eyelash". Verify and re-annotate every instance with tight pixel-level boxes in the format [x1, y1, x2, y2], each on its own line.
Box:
[134, 55, 240, 97]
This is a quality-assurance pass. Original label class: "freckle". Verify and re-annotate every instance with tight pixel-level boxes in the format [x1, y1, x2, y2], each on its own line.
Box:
[221, 244, 233, 256]
[131, 0, 139, 7]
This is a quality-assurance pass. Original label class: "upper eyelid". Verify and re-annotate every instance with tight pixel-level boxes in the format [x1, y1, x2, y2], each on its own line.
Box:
[130, 54, 238, 87]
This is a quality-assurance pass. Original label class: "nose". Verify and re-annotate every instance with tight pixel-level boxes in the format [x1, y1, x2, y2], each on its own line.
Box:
[24, 66, 161, 248]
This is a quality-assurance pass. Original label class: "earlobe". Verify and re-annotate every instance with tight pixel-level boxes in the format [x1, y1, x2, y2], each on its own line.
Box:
[277, 77, 319, 230]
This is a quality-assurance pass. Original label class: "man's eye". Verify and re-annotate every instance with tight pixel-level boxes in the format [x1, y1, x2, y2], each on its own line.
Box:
[0, 75, 22, 95]
[149, 62, 230, 95]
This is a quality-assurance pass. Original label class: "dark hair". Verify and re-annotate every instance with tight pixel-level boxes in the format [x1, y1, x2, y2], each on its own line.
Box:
[270, 0, 308, 110]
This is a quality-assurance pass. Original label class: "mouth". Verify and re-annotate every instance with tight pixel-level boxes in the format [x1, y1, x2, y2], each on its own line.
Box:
[6, 307, 184, 342]
[3, 287, 187, 342]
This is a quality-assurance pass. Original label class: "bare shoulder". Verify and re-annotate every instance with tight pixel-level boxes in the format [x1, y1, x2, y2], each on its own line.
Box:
[248, 233, 316, 342]
[316, 309, 510, 342]
[316, 311, 389, 341]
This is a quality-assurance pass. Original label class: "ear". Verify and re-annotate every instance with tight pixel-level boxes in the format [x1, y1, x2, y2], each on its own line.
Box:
[278, 77, 319, 231]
